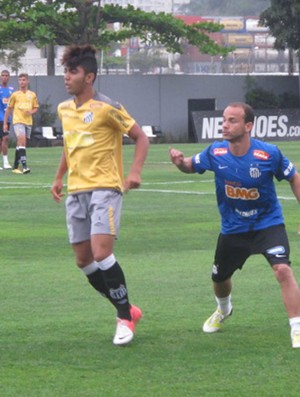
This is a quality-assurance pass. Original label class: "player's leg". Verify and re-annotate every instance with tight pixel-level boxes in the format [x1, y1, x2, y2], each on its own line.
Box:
[272, 264, 300, 348]
[272, 263, 300, 317]
[203, 279, 233, 333]
[91, 234, 142, 346]
[262, 224, 300, 348]
[0, 120, 11, 168]
[0, 125, 4, 170]
[2, 133, 12, 169]
[73, 234, 141, 345]
[67, 191, 141, 345]
[213, 278, 233, 312]
[66, 193, 109, 299]
[91, 233, 132, 319]
[72, 239, 110, 299]
[90, 190, 142, 345]
[0, 138, 3, 170]
[12, 124, 26, 173]
[203, 233, 249, 333]
[19, 125, 31, 173]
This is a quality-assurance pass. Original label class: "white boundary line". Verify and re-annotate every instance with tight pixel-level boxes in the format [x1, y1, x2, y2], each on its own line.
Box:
[138, 188, 214, 195]
[0, 180, 296, 200]
[142, 180, 214, 185]
[0, 181, 46, 185]
[0, 185, 52, 189]
[0, 181, 53, 189]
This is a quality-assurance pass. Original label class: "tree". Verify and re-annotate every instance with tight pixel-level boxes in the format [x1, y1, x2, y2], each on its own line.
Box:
[260, 1, 300, 75]
[0, 0, 230, 75]
[0, 43, 27, 74]
[260, 1, 300, 51]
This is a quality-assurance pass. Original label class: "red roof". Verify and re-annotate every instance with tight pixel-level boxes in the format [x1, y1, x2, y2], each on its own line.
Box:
[176, 15, 213, 25]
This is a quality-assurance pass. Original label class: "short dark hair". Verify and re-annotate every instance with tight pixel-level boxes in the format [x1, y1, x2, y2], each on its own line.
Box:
[228, 102, 255, 124]
[18, 72, 29, 79]
[61, 45, 98, 79]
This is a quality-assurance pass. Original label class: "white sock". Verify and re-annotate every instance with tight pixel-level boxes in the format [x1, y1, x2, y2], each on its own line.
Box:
[97, 254, 116, 271]
[289, 317, 300, 331]
[81, 261, 99, 276]
[216, 295, 232, 316]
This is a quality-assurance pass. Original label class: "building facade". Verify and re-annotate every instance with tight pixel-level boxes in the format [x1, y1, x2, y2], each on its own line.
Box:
[100, 0, 190, 14]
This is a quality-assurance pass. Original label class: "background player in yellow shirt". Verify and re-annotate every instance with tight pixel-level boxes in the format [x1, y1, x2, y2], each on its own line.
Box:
[51, 45, 149, 346]
[4, 73, 39, 174]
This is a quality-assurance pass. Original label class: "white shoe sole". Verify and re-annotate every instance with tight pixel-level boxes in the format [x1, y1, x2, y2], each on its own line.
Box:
[113, 322, 134, 346]
[203, 309, 232, 333]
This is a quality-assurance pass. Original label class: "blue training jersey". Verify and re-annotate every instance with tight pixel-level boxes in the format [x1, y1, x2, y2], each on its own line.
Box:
[192, 139, 295, 234]
[0, 85, 15, 122]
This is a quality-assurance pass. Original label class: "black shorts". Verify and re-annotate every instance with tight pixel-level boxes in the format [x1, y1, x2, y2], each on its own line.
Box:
[0, 121, 10, 138]
[211, 224, 290, 282]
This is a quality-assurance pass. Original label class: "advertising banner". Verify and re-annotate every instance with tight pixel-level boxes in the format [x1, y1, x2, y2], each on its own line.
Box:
[191, 109, 300, 142]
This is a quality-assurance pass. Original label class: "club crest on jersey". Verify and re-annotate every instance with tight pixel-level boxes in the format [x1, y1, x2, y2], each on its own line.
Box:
[213, 148, 228, 156]
[253, 150, 270, 160]
[83, 111, 94, 123]
[249, 167, 261, 178]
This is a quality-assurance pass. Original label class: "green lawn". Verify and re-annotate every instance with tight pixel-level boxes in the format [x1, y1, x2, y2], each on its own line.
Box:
[0, 142, 300, 397]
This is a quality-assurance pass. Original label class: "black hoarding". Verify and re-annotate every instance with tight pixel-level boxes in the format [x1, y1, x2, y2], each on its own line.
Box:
[191, 109, 300, 142]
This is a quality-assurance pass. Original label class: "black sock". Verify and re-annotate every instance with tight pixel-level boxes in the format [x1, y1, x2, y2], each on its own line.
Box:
[102, 262, 131, 320]
[19, 147, 27, 168]
[87, 268, 110, 299]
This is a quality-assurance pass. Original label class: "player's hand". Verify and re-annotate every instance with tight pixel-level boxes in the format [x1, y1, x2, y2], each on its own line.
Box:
[51, 179, 65, 202]
[124, 172, 141, 193]
[169, 146, 184, 166]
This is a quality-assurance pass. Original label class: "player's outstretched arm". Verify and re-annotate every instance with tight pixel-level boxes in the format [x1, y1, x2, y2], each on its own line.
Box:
[169, 147, 194, 173]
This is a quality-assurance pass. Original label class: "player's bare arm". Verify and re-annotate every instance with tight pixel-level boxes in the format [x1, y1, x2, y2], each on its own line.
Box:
[289, 171, 300, 203]
[124, 123, 149, 192]
[51, 151, 68, 202]
[169, 147, 194, 173]
[3, 107, 12, 131]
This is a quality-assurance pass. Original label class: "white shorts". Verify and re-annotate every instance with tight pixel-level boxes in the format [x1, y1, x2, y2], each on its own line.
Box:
[13, 124, 32, 139]
[65, 189, 123, 244]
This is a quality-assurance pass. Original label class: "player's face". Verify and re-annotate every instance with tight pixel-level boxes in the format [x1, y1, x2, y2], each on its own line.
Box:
[63, 66, 91, 96]
[222, 106, 252, 142]
[1, 72, 10, 86]
[18, 77, 29, 90]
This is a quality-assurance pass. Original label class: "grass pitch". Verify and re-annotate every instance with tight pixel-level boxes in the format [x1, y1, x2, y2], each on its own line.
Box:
[0, 142, 300, 397]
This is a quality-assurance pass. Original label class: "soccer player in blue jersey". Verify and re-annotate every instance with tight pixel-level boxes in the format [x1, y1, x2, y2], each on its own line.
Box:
[169, 102, 300, 348]
[0, 70, 14, 169]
